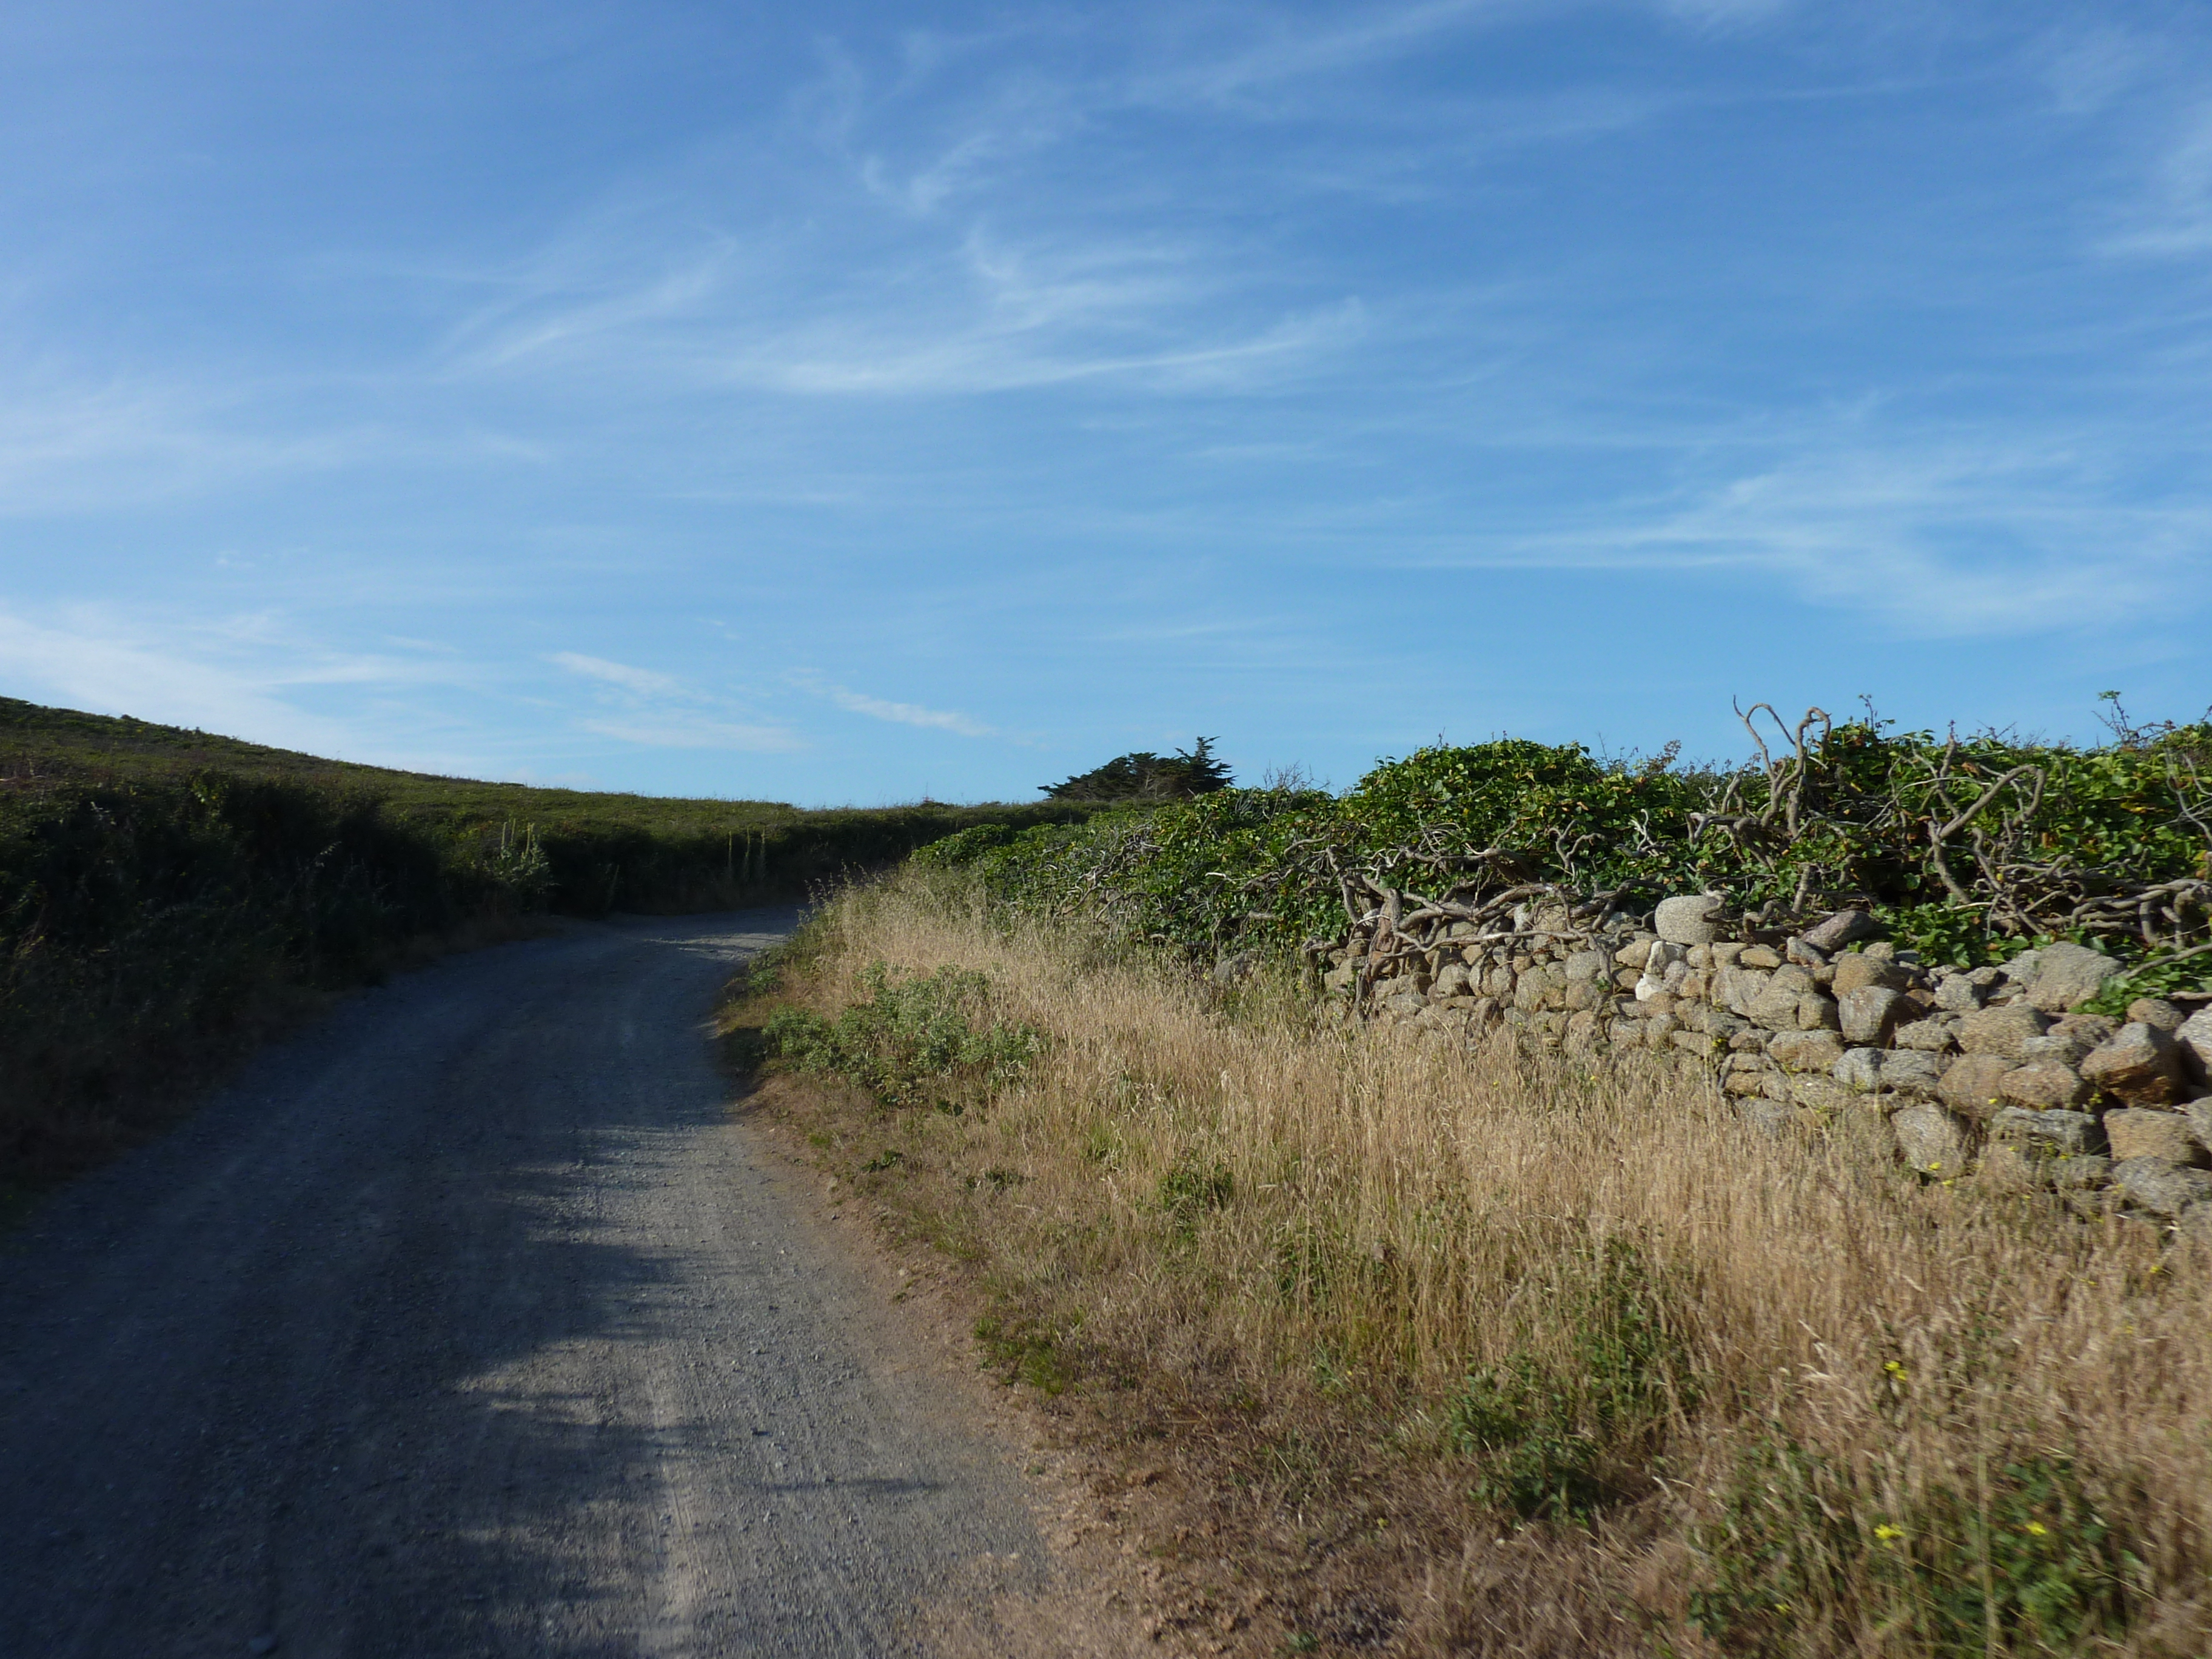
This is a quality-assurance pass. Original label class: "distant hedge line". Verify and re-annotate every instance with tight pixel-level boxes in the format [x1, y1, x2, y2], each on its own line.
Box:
[0, 766, 1088, 1184]
[917, 708, 2212, 996]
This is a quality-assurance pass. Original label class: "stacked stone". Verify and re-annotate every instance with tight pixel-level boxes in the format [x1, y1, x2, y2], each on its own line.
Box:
[1317, 893, 2212, 1235]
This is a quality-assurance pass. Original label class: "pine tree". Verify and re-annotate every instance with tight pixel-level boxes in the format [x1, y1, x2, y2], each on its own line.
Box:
[1042, 737, 1232, 801]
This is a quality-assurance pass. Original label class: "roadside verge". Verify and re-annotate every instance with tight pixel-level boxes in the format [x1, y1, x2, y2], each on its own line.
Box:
[716, 872, 2211, 1659]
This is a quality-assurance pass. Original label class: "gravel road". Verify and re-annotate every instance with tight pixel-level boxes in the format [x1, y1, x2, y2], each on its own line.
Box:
[0, 911, 1048, 1658]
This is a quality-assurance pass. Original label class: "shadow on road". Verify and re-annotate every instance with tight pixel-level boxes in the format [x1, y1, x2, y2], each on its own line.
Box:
[0, 910, 1038, 1658]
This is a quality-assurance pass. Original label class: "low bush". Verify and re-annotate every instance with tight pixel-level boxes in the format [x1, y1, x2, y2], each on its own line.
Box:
[0, 772, 489, 1181]
[1689, 1441, 2147, 1657]
[919, 701, 2212, 991]
[1446, 1235, 1697, 1523]
[762, 961, 1042, 1112]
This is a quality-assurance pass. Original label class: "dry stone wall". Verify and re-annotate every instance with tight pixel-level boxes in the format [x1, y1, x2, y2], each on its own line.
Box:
[1318, 897, 2212, 1235]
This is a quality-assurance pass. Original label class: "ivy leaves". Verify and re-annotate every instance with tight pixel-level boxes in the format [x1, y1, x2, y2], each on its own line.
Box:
[920, 712, 2212, 981]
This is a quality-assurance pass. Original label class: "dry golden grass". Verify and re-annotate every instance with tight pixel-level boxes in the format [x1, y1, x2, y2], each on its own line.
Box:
[742, 873, 2212, 1656]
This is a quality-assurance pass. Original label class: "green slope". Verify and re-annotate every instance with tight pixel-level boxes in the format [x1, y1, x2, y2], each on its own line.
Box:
[0, 695, 1091, 1187]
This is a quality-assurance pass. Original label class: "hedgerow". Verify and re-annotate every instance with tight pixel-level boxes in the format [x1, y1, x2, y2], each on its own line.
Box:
[0, 694, 1107, 1188]
[917, 703, 2212, 988]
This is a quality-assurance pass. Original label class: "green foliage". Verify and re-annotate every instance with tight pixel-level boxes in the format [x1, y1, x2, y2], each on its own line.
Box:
[1, 694, 1105, 916]
[0, 694, 1093, 1187]
[1344, 738, 1696, 890]
[2079, 947, 2212, 1016]
[0, 771, 475, 1179]
[1044, 736, 1233, 801]
[921, 706, 2212, 978]
[763, 962, 1042, 1111]
[1450, 1356, 1612, 1523]
[908, 821, 1024, 868]
[973, 1313, 1073, 1395]
[1688, 1440, 2144, 1656]
[1156, 1156, 1235, 1239]
[483, 820, 554, 907]
[1446, 1236, 1695, 1524]
[920, 786, 1338, 951]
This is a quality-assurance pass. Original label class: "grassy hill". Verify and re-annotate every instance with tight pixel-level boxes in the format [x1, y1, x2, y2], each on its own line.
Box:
[10, 695, 969, 840]
[1, 695, 1098, 906]
[0, 695, 1093, 1189]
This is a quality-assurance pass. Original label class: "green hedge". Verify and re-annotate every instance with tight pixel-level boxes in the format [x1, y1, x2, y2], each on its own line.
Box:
[0, 695, 1103, 1185]
[917, 710, 2212, 985]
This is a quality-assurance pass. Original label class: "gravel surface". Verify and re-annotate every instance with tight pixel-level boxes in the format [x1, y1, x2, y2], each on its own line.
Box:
[0, 911, 1047, 1657]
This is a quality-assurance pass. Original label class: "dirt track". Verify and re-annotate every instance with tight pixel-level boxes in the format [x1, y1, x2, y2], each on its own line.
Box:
[0, 911, 1051, 1657]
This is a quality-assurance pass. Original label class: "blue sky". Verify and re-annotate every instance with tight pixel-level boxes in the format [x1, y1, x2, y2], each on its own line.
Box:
[2, 0, 2208, 802]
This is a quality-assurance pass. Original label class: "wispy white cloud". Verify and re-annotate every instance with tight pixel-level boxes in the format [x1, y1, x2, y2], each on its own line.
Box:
[15, 0, 2212, 802]
[391, 0, 1832, 433]
[0, 603, 492, 770]
[1654, 0, 1793, 32]
[548, 651, 681, 696]
[0, 374, 320, 515]
[2100, 99, 2212, 256]
[0, 346, 566, 516]
[551, 648, 802, 752]
[800, 676, 994, 737]
[2037, 24, 2148, 117]
[439, 195, 1367, 398]
[858, 73, 1088, 216]
[834, 0, 1674, 218]
[1130, 0, 1521, 109]
[430, 7, 1639, 404]
[761, 296, 1367, 396]
[580, 716, 802, 752]
[1457, 438, 2212, 638]
[0, 605, 338, 748]
[1122, 0, 1796, 114]
[443, 240, 742, 374]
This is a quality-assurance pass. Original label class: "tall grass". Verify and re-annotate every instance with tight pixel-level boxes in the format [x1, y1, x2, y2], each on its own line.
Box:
[750, 871, 2212, 1655]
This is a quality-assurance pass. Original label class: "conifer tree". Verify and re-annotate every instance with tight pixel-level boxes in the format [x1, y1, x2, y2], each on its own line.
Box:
[1043, 737, 1232, 801]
